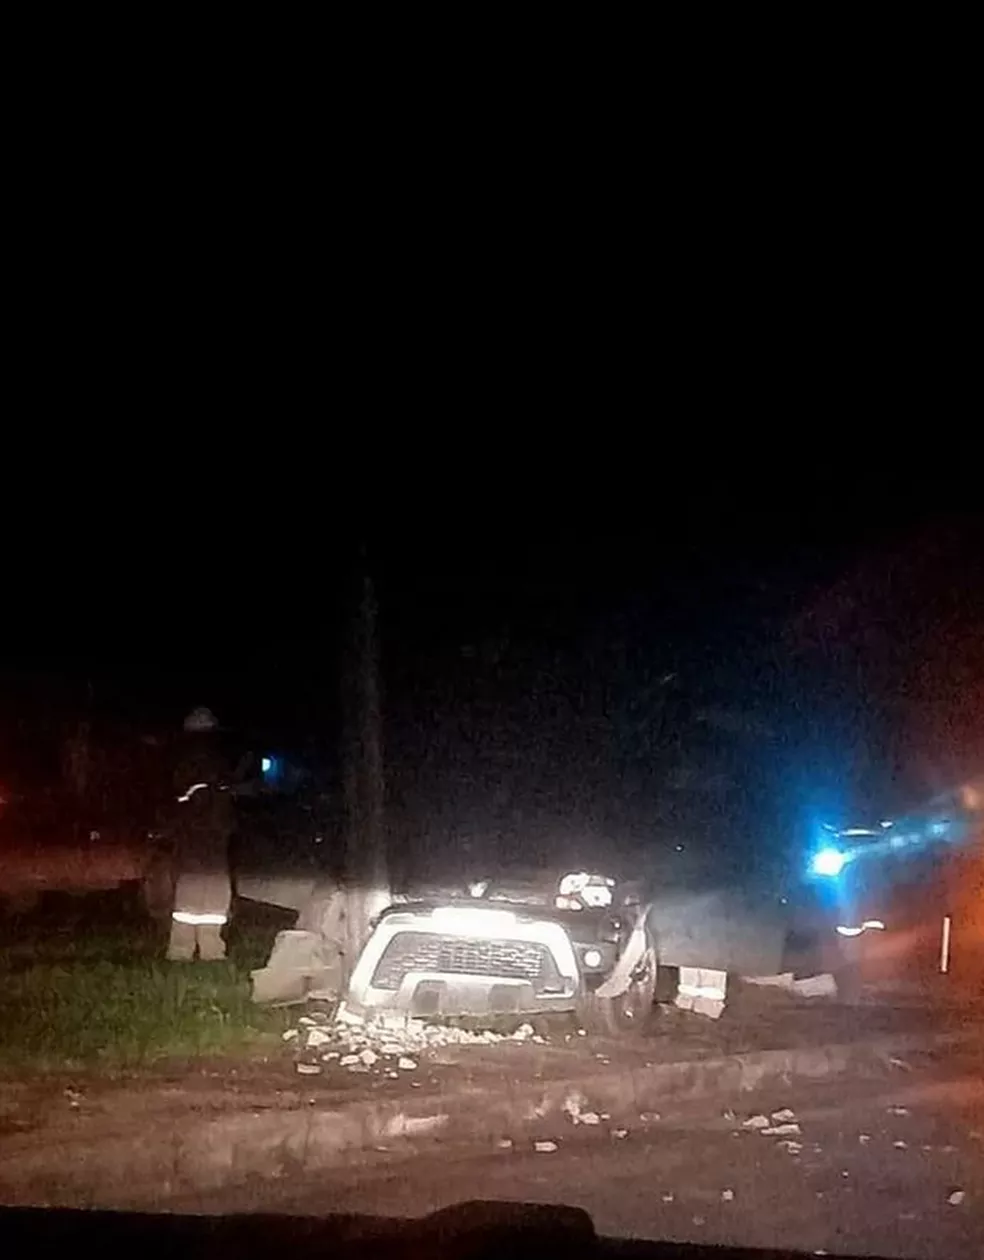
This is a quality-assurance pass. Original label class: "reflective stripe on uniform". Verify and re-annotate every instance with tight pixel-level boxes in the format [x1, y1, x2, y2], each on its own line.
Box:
[176, 782, 210, 803]
[171, 911, 228, 925]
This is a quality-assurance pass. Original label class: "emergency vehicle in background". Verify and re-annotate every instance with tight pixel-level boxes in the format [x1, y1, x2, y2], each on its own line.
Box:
[804, 775, 984, 996]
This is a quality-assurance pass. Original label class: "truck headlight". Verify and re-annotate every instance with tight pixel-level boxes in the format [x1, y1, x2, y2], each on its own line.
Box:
[582, 948, 603, 968]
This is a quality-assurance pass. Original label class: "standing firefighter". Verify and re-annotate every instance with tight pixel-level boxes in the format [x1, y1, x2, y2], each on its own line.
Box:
[167, 707, 233, 962]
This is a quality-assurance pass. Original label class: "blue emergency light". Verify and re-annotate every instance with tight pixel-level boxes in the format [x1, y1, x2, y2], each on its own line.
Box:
[810, 847, 847, 877]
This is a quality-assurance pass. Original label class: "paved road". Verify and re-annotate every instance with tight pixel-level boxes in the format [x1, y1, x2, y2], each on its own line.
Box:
[182, 1064, 984, 1259]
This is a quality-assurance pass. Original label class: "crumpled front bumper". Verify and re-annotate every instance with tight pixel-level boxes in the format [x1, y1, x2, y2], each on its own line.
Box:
[346, 906, 583, 1018]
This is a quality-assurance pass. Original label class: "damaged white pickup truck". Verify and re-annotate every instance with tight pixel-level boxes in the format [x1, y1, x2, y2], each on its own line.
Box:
[250, 869, 661, 1035]
[248, 867, 847, 1031]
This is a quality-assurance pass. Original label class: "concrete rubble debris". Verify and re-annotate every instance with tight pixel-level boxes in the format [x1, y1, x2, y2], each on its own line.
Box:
[563, 1091, 586, 1120]
[886, 1106, 910, 1116]
[777, 1140, 803, 1154]
[721, 1189, 735, 1201]
[295, 1062, 322, 1075]
[947, 1190, 965, 1206]
[743, 1114, 771, 1129]
[893, 1140, 908, 1149]
[282, 1005, 546, 1082]
[742, 972, 795, 989]
[762, 1123, 801, 1136]
[383, 1113, 448, 1139]
[562, 1092, 602, 1126]
[640, 1112, 661, 1122]
[771, 1109, 797, 1123]
[534, 1141, 558, 1153]
[791, 973, 837, 999]
[675, 966, 727, 1019]
[661, 1193, 674, 1203]
[739, 969, 841, 1001]
[612, 1128, 628, 1139]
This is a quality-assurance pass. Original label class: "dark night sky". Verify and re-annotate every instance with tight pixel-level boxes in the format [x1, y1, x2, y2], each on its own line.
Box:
[2, 498, 981, 879]
[376, 509, 984, 874]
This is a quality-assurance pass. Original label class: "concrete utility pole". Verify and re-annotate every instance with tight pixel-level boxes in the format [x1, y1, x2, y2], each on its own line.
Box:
[341, 562, 389, 976]
[250, 558, 391, 1004]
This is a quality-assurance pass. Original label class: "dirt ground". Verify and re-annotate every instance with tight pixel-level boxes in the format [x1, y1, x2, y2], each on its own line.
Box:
[176, 1069, 984, 1260]
[0, 993, 963, 1148]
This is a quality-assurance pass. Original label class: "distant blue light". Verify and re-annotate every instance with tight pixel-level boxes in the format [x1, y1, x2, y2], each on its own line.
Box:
[261, 756, 273, 773]
[811, 847, 847, 877]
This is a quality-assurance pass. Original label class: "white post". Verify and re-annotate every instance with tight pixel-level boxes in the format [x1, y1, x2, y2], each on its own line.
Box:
[939, 914, 952, 974]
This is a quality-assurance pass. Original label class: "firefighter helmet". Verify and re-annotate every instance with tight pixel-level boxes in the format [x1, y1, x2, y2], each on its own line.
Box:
[183, 706, 219, 733]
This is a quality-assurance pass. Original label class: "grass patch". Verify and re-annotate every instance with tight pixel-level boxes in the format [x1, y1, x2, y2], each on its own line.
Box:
[0, 895, 294, 1072]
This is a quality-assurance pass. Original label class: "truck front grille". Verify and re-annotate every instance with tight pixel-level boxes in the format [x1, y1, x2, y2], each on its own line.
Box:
[372, 930, 562, 992]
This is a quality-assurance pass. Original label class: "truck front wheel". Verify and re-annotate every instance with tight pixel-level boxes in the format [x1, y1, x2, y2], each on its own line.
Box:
[578, 940, 658, 1036]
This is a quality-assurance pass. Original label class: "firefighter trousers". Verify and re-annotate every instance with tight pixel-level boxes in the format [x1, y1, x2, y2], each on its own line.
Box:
[167, 871, 231, 962]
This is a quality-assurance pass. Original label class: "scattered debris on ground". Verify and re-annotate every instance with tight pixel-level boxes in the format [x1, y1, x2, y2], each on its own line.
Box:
[287, 1003, 544, 1079]
[563, 1091, 601, 1125]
